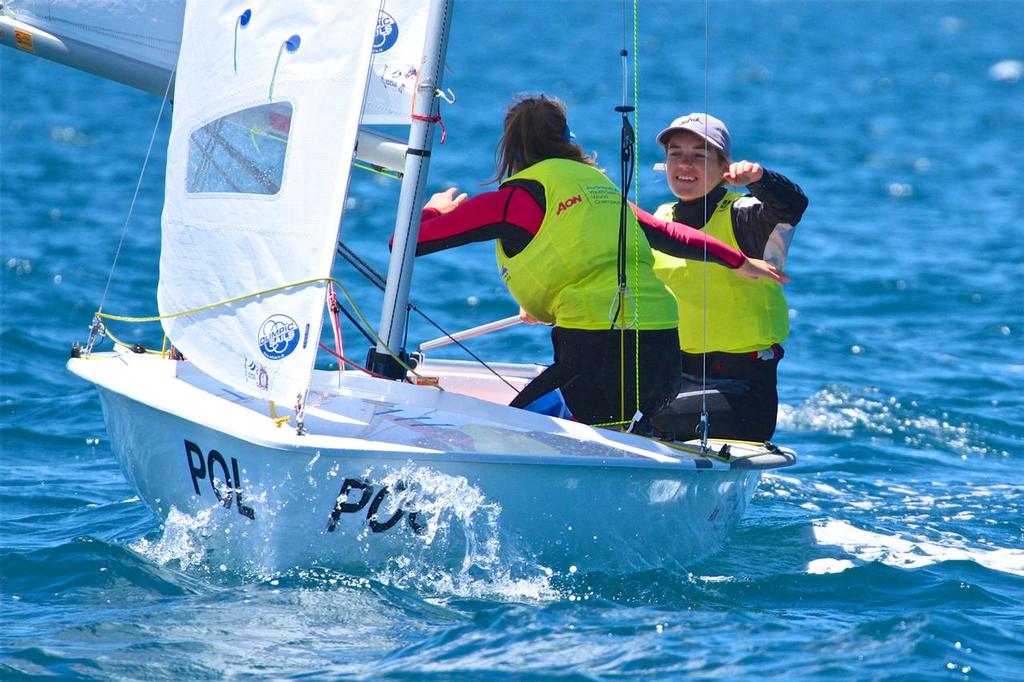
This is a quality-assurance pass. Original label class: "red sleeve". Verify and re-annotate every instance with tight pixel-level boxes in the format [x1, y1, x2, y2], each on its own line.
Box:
[631, 202, 747, 269]
[398, 186, 544, 256]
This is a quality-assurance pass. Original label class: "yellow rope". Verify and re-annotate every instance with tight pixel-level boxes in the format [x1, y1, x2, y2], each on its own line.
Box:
[593, 418, 633, 429]
[95, 276, 331, 324]
[97, 323, 165, 355]
[268, 401, 290, 427]
[93, 276, 440, 389]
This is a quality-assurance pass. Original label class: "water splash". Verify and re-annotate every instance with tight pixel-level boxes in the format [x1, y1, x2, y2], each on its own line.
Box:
[368, 464, 559, 602]
[812, 519, 1024, 577]
[129, 506, 217, 572]
[126, 467, 560, 601]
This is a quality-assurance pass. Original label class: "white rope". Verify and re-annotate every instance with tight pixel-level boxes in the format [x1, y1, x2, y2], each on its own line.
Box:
[699, 0, 711, 449]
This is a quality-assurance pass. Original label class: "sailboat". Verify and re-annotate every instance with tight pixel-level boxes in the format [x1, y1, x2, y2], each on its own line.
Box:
[3, 0, 796, 575]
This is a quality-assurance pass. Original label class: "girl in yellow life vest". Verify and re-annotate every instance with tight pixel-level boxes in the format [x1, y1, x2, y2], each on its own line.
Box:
[413, 96, 787, 429]
[648, 113, 809, 441]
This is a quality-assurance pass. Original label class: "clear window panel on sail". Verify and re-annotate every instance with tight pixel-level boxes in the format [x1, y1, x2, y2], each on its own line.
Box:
[186, 103, 293, 195]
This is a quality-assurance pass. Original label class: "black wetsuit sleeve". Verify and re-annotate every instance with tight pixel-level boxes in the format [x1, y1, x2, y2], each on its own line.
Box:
[732, 170, 808, 258]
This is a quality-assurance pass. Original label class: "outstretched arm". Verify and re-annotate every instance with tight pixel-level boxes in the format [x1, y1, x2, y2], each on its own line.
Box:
[399, 185, 544, 256]
[632, 202, 743, 266]
[632, 203, 788, 284]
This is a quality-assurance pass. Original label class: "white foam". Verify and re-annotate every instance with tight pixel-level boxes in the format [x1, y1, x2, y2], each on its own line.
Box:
[697, 575, 734, 583]
[764, 473, 801, 487]
[807, 558, 855, 574]
[779, 386, 999, 456]
[130, 506, 216, 571]
[813, 519, 1024, 576]
[988, 59, 1023, 82]
[369, 464, 560, 602]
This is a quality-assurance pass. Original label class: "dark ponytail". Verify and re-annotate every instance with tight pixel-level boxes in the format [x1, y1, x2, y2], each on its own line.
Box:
[492, 94, 595, 182]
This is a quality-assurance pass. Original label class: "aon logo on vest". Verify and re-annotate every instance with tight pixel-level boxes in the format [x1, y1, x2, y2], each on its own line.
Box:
[556, 194, 582, 215]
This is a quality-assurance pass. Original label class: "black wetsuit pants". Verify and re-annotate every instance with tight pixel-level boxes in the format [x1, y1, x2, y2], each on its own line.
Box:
[510, 327, 682, 427]
[650, 345, 783, 442]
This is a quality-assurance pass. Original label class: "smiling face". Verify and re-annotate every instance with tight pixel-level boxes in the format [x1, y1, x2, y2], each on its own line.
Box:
[663, 130, 727, 201]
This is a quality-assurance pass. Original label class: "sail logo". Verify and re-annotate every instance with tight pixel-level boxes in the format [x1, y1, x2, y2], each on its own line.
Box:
[374, 11, 399, 53]
[244, 358, 270, 390]
[258, 315, 300, 360]
[556, 195, 582, 215]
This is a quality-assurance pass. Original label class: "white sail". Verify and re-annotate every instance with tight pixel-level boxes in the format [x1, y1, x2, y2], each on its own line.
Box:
[158, 0, 378, 405]
[363, 0, 430, 124]
[2, 0, 426, 126]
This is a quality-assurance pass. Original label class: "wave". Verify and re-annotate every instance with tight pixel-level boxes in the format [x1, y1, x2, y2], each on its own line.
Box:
[812, 518, 1024, 578]
[779, 384, 1014, 460]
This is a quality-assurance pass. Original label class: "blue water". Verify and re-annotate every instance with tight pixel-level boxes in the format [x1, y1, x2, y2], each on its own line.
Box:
[2, 0, 1023, 678]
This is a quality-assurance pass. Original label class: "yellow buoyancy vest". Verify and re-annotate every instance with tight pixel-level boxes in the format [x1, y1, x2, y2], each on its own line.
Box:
[652, 193, 789, 353]
[496, 158, 677, 331]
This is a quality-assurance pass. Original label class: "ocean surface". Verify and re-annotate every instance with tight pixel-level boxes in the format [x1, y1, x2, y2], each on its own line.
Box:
[2, 0, 1023, 678]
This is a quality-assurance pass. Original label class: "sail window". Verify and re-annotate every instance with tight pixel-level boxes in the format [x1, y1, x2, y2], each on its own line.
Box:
[186, 103, 293, 195]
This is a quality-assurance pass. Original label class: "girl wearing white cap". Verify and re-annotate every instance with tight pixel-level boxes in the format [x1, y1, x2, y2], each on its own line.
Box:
[410, 97, 786, 430]
[649, 113, 809, 441]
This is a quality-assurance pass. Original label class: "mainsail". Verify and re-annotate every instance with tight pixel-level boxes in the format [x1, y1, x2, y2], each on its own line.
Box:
[158, 0, 379, 405]
[1, 0, 427, 125]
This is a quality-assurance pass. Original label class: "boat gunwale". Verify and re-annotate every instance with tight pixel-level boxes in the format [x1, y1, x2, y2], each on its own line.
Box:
[68, 349, 794, 472]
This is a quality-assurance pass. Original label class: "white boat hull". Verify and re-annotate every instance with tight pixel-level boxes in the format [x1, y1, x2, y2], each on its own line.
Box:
[71, 349, 791, 575]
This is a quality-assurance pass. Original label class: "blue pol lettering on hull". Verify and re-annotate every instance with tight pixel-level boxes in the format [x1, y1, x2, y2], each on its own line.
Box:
[184, 439, 255, 519]
[327, 478, 424, 534]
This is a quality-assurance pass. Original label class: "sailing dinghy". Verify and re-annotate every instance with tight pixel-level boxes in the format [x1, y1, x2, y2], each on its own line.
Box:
[5, 0, 796, 575]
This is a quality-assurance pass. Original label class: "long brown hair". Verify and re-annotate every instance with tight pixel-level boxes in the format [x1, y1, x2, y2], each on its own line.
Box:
[493, 95, 595, 182]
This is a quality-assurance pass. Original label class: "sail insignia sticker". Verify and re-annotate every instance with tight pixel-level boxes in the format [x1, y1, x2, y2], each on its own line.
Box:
[244, 357, 270, 390]
[374, 11, 399, 53]
[14, 29, 35, 53]
[258, 315, 300, 360]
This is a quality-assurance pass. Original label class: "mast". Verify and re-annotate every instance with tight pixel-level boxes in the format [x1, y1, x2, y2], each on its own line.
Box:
[369, 0, 455, 379]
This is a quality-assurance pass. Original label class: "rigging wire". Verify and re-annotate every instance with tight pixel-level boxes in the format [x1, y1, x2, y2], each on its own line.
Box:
[334, 297, 378, 347]
[334, 242, 522, 394]
[632, 0, 640, 207]
[90, 66, 176, 352]
[602, 0, 642, 430]
[698, 0, 711, 450]
[631, 0, 642, 428]
[317, 342, 390, 379]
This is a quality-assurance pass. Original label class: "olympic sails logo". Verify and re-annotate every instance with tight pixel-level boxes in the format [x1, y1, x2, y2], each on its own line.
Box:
[258, 314, 300, 360]
[374, 11, 399, 53]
